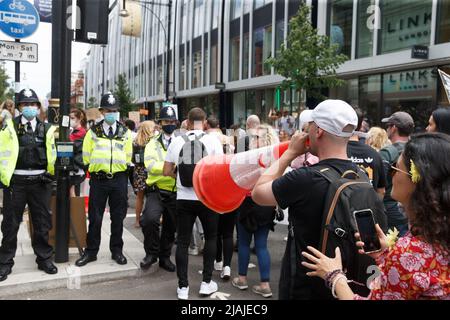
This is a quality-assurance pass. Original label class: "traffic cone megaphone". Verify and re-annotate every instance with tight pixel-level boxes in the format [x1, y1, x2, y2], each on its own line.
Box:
[193, 142, 290, 213]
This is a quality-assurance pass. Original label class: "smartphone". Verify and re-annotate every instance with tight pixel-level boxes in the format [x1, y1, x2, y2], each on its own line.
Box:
[353, 209, 381, 253]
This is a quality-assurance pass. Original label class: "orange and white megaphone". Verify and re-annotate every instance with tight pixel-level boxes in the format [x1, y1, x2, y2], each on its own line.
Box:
[193, 141, 290, 213]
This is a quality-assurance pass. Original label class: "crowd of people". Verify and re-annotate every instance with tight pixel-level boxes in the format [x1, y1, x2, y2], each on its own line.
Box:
[0, 89, 448, 300]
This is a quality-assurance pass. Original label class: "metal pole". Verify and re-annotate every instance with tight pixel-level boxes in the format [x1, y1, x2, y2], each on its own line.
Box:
[51, 0, 72, 263]
[14, 39, 20, 104]
[102, 45, 106, 95]
[165, 0, 172, 102]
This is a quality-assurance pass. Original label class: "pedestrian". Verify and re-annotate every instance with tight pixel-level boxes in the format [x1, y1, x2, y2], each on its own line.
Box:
[380, 111, 415, 236]
[278, 129, 289, 142]
[75, 93, 133, 267]
[0, 99, 15, 125]
[366, 127, 391, 152]
[279, 110, 295, 136]
[0, 88, 58, 282]
[139, 106, 177, 272]
[163, 107, 223, 300]
[236, 115, 260, 154]
[125, 119, 138, 140]
[252, 100, 383, 299]
[132, 120, 156, 228]
[347, 107, 387, 198]
[290, 109, 319, 169]
[301, 133, 449, 300]
[232, 124, 278, 298]
[426, 108, 450, 135]
[69, 108, 88, 197]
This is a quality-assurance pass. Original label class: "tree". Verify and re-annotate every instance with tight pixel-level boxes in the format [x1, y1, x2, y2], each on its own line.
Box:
[266, 3, 348, 100]
[87, 97, 98, 108]
[113, 73, 135, 118]
[0, 65, 13, 101]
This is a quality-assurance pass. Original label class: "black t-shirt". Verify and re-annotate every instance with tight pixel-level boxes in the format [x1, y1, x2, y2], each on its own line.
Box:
[272, 159, 359, 299]
[347, 140, 386, 190]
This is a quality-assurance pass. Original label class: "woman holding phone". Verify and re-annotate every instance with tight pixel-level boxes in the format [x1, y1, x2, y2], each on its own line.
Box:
[301, 133, 449, 300]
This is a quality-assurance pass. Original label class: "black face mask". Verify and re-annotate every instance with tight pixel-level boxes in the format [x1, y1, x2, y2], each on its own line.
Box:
[162, 124, 176, 134]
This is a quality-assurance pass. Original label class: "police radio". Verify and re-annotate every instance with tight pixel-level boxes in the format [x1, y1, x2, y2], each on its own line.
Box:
[56, 142, 75, 171]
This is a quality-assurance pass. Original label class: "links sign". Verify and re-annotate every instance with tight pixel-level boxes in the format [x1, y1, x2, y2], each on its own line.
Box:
[0, 0, 40, 39]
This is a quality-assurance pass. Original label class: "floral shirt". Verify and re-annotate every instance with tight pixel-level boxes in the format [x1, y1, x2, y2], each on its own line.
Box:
[354, 233, 449, 300]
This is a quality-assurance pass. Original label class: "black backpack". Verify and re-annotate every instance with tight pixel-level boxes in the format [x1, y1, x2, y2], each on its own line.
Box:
[312, 165, 387, 297]
[178, 133, 208, 187]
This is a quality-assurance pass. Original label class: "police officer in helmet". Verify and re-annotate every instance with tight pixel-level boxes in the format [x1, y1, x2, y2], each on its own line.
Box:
[0, 88, 58, 282]
[76, 93, 133, 267]
[139, 105, 178, 271]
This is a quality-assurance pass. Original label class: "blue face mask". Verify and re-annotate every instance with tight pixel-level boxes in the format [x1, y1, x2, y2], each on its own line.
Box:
[104, 112, 119, 125]
[22, 106, 38, 121]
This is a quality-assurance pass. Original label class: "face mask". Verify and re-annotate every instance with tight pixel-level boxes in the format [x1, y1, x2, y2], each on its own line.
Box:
[70, 119, 80, 129]
[162, 124, 176, 135]
[104, 112, 119, 125]
[22, 106, 38, 120]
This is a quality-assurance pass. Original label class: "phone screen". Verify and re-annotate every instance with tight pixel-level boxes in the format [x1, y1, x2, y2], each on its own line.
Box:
[354, 210, 381, 252]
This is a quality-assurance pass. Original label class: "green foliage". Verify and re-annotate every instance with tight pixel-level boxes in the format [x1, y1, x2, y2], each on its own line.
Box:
[0, 66, 13, 102]
[87, 96, 98, 108]
[113, 73, 135, 118]
[266, 3, 348, 99]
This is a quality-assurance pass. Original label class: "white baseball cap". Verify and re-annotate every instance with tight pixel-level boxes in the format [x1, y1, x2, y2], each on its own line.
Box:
[311, 100, 358, 138]
[299, 109, 313, 130]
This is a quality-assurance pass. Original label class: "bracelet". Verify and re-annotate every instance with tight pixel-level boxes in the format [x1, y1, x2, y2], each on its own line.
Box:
[325, 269, 345, 289]
[331, 274, 348, 299]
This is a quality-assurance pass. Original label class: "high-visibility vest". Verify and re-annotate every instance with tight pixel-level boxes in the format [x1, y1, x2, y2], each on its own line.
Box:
[144, 134, 176, 192]
[0, 119, 56, 186]
[82, 121, 133, 174]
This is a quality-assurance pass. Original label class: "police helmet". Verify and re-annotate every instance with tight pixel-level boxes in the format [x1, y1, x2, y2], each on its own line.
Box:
[17, 88, 41, 106]
[100, 92, 119, 110]
[159, 105, 177, 121]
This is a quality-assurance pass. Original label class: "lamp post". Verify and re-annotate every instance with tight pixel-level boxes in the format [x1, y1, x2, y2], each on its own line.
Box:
[120, 0, 172, 102]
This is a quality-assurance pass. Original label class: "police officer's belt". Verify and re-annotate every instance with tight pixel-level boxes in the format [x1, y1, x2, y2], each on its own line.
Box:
[11, 173, 53, 184]
[90, 171, 127, 180]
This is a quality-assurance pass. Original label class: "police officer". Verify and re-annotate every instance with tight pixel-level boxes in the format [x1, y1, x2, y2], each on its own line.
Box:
[140, 105, 178, 271]
[0, 88, 58, 282]
[76, 93, 133, 266]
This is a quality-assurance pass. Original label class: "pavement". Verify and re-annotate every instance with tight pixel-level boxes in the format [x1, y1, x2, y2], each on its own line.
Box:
[0, 187, 289, 300]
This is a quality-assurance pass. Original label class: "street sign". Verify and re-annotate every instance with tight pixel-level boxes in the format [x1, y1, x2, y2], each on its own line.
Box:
[34, 0, 52, 23]
[215, 82, 225, 90]
[0, 40, 38, 62]
[411, 45, 429, 59]
[0, 0, 40, 39]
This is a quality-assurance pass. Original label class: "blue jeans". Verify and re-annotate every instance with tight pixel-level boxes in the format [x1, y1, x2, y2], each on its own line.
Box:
[237, 222, 271, 282]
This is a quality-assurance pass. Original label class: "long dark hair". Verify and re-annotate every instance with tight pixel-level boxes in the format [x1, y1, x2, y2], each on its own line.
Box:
[432, 108, 450, 135]
[402, 133, 450, 250]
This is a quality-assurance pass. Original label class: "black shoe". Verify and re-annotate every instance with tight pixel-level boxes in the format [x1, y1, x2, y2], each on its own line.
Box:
[140, 255, 157, 270]
[0, 266, 12, 282]
[112, 253, 127, 265]
[75, 253, 97, 267]
[159, 258, 175, 272]
[38, 261, 58, 275]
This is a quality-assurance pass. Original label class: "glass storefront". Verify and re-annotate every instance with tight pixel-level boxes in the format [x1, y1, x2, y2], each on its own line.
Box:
[357, 0, 376, 58]
[379, 0, 432, 54]
[230, 36, 240, 81]
[329, 0, 353, 57]
[437, 0, 450, 44]
[252, 25, 272, 77]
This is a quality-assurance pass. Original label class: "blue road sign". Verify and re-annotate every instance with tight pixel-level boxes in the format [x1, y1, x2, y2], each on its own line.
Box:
[0, 0, 40, 39]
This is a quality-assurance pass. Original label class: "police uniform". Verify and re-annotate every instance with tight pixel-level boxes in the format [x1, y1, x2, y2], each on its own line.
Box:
[140, 106, 177, 271]
[75, 93, 133, 266]
[0, 89, 58, 282]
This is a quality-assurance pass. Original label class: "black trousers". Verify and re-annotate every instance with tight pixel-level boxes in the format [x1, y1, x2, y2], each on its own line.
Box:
[85, 174, 128, 256]
[216, 211, 237, 267]
[140, 190, 177, 259]
[0, 180, 53, 268]
[176, 200, 219, 288]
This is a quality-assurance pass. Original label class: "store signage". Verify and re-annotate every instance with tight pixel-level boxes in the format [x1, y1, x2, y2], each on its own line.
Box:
[411, 45, 429, 59]
[215, 82, 225, 90]
[34, 0, 51, 23]
[384, 67, 436, 94]
[438, 69, 450, 103]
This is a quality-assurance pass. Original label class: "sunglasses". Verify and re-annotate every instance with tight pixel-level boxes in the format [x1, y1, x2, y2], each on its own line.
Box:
[390, 163, 412, 178]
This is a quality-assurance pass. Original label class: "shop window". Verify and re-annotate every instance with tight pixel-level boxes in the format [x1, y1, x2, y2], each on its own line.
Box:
[192, 51, 202, 88]
[436, 0, 450, 44]
[231, 0, 242, 20]
[357, 0, 376, 58]
[359, 75, 381, 126]
[329, 0, 353, 58]
[210, 45, 218, 85]
[379, 0, 432, 54]
[230, 36, 240, 81]
[275, 20, 284, 58]
[252, 25, 272, 77]
[242, 33, 249, 79]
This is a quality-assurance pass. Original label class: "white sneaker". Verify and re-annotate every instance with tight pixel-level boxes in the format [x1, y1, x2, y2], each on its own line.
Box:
[199, 280, 218, 296]
[177, 286, 189, 300]
[214, 260, 223, 271]
[188, 247, 199, 256]
[220, 266, 231, 281]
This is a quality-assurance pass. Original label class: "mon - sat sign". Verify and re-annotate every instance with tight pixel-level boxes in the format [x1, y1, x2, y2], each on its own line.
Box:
[0, 0, 40, 39]
[0, 40, 38, 62]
